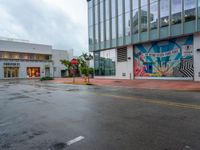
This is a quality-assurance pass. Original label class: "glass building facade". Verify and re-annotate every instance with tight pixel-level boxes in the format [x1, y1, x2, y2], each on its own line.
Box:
[87, 0, 200, 79]
[87, 0, 199, 51]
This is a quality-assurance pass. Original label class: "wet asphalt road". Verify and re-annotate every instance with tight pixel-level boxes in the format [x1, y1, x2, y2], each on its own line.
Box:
[0, 80, 200, 150]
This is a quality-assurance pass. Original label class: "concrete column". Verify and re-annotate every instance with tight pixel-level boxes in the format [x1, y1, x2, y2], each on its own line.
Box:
[0, 62, 3, 79]
[193, 33, 200, 81]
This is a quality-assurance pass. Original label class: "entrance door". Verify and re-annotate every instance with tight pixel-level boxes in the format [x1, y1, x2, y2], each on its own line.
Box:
[45, 67, 50, 77]
[4, 67, 19, 79]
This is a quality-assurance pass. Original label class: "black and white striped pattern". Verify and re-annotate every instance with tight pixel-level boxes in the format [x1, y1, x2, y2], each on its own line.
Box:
[179, 58, 194, 77]
[173, 65, 185, 77]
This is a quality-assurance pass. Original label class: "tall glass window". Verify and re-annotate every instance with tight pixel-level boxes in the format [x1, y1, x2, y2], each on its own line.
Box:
[118, 0, 123, 15]
[100, 1, 104, 43]
[95, 24, 99, 44]
[132, 0, 139, 34]
[88, 3, 94, 45]
[111, 0, 116, 39]
[89, 27, 94, 44]
[105, 0, 110, 41]
[160, 0, 169, 27]
[171, 0, 182, 24]
[100, 22, 104, 42]
[94, 49, 116, 76]
[125, 0, 130, 13]
[105, 0, 110, 20]
[94, 1, 99, 44]
[106, 20, 110, 40]
[140, 0, 148, 32]
[95, 4, 98, 24]
[125, 0, 131, 36]
[150, 0, 158, 30]
[88, 1, 93, 8]
[184, 0, 196, 22]
[118, 15, 123, 37]
[112, 18, 116, 39]
[88, 7, 93, 26]
[125, 12, 131, 36]
[100, 1, 104, 22]
[118, 0, 123, 38]
[111, 0, 116, 18]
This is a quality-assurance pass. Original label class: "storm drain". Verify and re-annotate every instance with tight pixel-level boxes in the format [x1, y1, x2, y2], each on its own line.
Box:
[48, 143, 67, 150]
[48, 136, 84, 150]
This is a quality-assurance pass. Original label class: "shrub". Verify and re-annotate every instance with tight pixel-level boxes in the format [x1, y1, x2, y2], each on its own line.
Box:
[40, 77, 54, 81]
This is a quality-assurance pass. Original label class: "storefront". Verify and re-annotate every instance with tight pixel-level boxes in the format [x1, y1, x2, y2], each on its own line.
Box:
[3, 62, 20, 79]
[27, 67, 40, 78]
[134, 35, 194, 80]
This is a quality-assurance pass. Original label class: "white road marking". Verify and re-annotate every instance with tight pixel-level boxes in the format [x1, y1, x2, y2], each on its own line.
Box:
[66, 136, 85, 146]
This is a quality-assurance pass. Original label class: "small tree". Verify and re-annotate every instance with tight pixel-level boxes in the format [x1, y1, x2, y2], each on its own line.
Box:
[60, 60, 72, 77]
[79, 53, 94, 83]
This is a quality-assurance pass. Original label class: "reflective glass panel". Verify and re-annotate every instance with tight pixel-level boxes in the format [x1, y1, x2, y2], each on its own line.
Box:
[160, 0, 169, 27]
[140, 0, 148, 32]
[184, 0, 196, 22]
[150, 0, 158, 30]
[171, 0, 182, 24]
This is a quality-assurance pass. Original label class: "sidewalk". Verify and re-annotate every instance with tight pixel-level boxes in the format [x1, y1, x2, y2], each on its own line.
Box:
[51, 77, 200, 91]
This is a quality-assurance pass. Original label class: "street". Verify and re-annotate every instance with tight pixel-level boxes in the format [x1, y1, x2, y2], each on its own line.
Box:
[0, 80, 200, 150]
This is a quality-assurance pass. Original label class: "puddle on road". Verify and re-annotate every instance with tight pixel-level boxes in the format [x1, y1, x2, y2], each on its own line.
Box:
[65, 89, 79, 92]
[49, 142, 67, 150]
[8, 95, 30, 101]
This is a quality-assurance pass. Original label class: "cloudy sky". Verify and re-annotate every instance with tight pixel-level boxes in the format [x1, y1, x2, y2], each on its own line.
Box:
[0, 0, 88, 56]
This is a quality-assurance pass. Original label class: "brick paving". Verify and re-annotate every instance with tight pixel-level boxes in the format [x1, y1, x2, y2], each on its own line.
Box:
[51, 77, 200, 91]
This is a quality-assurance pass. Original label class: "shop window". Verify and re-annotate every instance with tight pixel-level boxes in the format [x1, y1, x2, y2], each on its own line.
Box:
[27, 67, 40, 78]
[0, 52, 3, 58]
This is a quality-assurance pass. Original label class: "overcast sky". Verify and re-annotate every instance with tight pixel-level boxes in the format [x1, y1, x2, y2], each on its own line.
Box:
[0, 0, 88, 56]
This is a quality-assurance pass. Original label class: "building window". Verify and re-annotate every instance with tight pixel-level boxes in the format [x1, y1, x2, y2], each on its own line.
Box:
[117, 47, 127, 62]
[89, 26, 94, 44]
[112, 18, 116, 39]
[0, 52, 3, 58]
[100, 22, 104, 42]
[27, 67, 40, 78]
[111, 0, 116, 18]
[171, 0, 182, 25]
[94, 49, 116, 76]
[100, 1, 104, 22]
[4, 67, 19, 78]
[140, 0, 148, 32]
[150, 0, 158, 30]
[132, 0, 139, 34]
[118, 0, 123, 38]
[88, 7, 93, 26]
[118, 0, 123, 15]
[95, 24, 99, 44]
[160, 0, 169, 27]
[88, 0, 93, 8]
[125, 12, 131, 36]
[111, 0, 116, 40]
[118, 15, 123, 38]
[184, 0, 196, 22]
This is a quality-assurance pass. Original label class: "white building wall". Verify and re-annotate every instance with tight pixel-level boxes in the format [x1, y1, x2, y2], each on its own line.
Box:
[52, 49, 73, 77]
[115, 46, 134, 79]
[194, 33, 200, 81]
[0, 40, 52, 54]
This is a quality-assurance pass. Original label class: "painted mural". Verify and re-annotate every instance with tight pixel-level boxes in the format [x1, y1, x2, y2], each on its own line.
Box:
[134, 36, 194, 78]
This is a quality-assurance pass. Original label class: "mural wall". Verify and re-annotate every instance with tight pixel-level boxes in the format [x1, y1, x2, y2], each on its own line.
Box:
[134, 35, 194, 78]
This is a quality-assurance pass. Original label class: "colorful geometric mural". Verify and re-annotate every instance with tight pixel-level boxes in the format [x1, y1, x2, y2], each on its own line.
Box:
[134, 35, 194, 78]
